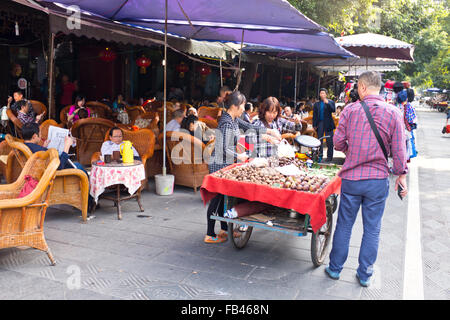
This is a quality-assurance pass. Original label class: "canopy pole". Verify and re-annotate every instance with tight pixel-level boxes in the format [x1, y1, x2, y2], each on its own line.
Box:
[234, 29, 244, 92]
[47, 32, 55, 120]
[294, 58, 297, 108]
[162, 0, 168, 176]
[220, 59, 223, 88]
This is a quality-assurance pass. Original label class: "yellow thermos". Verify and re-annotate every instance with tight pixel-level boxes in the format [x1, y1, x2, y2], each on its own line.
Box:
[120, 140, 134, 163]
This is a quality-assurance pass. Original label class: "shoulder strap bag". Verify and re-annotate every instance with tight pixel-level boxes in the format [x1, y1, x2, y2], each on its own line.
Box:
[360, 101, 389, 162]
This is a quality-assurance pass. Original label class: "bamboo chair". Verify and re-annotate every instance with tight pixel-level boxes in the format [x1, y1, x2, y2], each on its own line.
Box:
[165, 131, 213, 193]
[0, 148, 60, 265]
[59, 105, 73, 128]
[70, 118, 115, 166]
[5, 135, 90, 222]
[39, 119, 64, 142]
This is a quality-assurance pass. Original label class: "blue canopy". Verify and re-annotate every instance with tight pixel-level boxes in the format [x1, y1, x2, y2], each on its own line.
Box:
[39, 0, 355, 58]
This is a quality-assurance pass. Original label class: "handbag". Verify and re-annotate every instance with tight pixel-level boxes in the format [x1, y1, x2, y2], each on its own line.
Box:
[18, 175, 39, 198]
[360, 101, 389, 163]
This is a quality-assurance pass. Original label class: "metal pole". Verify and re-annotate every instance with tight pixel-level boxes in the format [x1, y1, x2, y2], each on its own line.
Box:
[48, 32, 55, 119]
[220, 59, 223, 88]
[162, 0, 168, 176]
[234, 29, 244, 91]
[294, 58, 297, 107]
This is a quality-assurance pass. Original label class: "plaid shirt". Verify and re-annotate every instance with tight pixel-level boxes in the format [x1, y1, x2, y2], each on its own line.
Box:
[208, 111, 266, 173]
[334, 95, 408, 180]
[251, 117, 298, 157]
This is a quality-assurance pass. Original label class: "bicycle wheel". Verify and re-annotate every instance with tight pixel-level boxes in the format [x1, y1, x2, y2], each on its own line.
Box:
[228, 222, 253, 249]
[310, 205, 333, 267]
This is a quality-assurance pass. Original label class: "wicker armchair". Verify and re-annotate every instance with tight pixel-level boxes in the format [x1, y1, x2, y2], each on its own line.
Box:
[6, 100, 47, 137]
[198, 106, 221, 120]
[71, 118, 115, 166]
[131, 111, 160, 138]
[90, 128, 156, 190]
[125, 105, 146, 124]
[165, 131, 213, 193]
[59, 105, 73, 128]
[85, 101, 113, 120]
[39, 119, 64, 141]
[198, 117, 218, 129]
[0, 148, 60, 265]
[4, 135, 90, 222]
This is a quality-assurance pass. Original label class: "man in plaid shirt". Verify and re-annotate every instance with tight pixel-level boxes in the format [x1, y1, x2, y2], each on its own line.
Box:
[325, 71, 409, 287]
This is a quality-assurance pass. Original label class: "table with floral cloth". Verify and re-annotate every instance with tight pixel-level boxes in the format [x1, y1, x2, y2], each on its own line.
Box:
[89, 160, 146, 219]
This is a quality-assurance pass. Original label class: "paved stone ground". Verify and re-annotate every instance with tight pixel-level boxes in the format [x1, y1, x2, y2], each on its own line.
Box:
[0, 105, 447, 300]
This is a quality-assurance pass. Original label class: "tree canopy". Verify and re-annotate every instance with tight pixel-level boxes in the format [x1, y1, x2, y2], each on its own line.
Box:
[289, 0, 449, 90]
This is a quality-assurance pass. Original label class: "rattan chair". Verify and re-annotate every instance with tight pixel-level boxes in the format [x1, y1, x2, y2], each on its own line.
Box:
[71, 118, 115, 166]
[85, 101, 113, 120]
[91, 128, 156, 190]
[0, 148, 60, 265]
[39, 119, 64, 141]
[6, 100, 47, 137]
[165, 131, 213, 193]
[197, 106, 221, 120]
[59, 105, 73, 128]
[125, 105, 146, 124]
[198, 117, 218, 129]
[5, 135, 90, 222]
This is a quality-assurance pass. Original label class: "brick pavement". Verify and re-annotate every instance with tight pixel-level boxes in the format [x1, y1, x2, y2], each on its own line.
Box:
[0, 106, 447, 300]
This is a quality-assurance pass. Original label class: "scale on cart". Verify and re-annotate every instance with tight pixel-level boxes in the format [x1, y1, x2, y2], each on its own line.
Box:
[293, 135, 329, 162]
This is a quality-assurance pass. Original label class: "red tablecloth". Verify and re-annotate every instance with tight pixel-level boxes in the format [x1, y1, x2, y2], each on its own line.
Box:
[200, 163, 341, 233]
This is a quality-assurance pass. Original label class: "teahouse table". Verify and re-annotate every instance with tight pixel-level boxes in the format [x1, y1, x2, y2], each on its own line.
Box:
[89, 160, 145, 219]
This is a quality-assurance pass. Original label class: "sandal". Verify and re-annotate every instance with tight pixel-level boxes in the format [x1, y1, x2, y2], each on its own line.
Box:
[204, 235, 226, 244]
[218, 230, 241, 239]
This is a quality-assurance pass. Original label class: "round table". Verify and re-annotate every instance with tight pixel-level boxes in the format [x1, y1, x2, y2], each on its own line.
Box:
[89, 160, 146, 219]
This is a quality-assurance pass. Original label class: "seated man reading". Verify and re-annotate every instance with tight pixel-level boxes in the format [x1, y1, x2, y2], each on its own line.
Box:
[22, 122, 77, 170]
[100, 127, 141, 161]
[22, 122, 94, 211]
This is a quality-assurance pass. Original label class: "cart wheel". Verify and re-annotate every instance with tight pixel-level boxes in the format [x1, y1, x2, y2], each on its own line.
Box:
[310, 206, 333, 267]
[228, 222, 253, 249]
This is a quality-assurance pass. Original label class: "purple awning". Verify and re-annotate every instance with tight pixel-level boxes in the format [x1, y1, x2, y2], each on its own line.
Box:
[38, 0, 355, 58]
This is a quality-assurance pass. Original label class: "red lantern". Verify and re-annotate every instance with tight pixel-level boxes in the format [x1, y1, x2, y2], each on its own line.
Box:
[176, 62, 189, 78]
[284, 75, 293, 82]
[99, 47, 116, 62]
[223, 70, 232, 79]
[253, 72, 260, 82]
[136, 55, 151, 74]
[199, 65, 211, 76]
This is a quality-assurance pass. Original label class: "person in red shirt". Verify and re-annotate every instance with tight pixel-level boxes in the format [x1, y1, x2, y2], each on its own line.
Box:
[59, 75, 78, 120]
[325, 71, 408, 287]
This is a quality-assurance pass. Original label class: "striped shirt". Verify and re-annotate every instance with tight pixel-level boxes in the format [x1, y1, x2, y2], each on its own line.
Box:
[334, 95, 408, 180]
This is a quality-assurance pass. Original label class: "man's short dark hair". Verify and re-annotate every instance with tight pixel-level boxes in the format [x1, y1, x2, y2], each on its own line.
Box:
[22, 122, 40, 140]
[319, 88, 327, 94]
[109, 126, 123, 137]
[13, 89, 24, 96]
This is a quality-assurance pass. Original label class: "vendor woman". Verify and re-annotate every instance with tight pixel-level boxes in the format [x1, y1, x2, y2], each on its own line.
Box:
[205, 91, 281, 244]
[251, 96, 302, 157]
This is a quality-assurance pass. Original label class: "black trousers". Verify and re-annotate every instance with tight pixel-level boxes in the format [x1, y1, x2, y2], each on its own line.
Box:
[317, 121, 334, 160]
[206, 194, 227, 237]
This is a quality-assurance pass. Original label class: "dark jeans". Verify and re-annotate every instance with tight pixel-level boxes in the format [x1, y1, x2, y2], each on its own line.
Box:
[328, 178, 389, 281]
[206, 194, 227, 237]
[317, 121, 334, 160]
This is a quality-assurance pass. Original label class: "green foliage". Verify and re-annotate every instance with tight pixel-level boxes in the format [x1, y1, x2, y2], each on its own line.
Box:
[288, 0, 449, 90]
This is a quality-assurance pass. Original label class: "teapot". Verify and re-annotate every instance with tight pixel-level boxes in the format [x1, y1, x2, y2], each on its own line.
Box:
[119, 140, 134, 163]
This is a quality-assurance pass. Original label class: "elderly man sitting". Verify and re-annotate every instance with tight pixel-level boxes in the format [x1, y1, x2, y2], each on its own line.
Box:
[100, 127, 141, 161]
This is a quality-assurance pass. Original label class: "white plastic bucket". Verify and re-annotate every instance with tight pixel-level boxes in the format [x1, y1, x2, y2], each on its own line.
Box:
[154, 174, 174, 196]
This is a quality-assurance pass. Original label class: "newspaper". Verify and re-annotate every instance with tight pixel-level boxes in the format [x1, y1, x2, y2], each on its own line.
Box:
[46, 125, 77, 169]
[47, 125, 70, 155]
